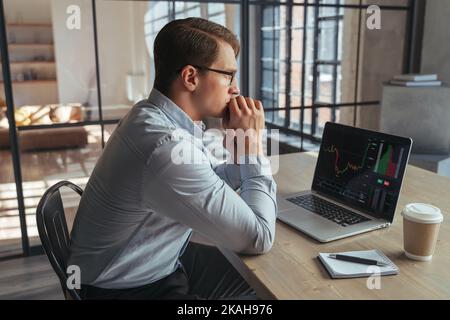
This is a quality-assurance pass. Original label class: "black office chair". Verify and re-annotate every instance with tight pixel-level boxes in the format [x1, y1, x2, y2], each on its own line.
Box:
[36, 180, 83, 300]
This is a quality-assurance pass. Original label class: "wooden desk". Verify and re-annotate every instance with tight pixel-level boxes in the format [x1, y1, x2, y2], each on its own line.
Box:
[220, 152, 450, 299]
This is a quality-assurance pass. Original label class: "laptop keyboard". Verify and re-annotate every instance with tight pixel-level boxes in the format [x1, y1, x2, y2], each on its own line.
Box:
[286, 194, 370, 227]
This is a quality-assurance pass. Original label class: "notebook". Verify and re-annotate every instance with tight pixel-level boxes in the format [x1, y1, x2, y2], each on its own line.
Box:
[318, 249, 399, 279]
[392, 74, 437, 81]
[389, 80, 442, 87]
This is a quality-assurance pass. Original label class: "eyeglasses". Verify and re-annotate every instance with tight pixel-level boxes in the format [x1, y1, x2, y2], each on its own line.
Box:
[177, 64, 236, 86]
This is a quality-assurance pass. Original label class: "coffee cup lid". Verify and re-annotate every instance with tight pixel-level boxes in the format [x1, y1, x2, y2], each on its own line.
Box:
[402, 203, 443, 224]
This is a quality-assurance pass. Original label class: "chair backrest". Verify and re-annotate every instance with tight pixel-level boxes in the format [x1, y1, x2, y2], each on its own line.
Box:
[36, 180, 83, 300]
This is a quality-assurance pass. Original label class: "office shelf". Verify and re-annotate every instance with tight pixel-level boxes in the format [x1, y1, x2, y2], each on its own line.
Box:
[9, 61, 55, 65]
[2, 20, 58, 105]
[0, 80, 57, 84]
[7, 23, 52, 28]
[8, 43, 54, 48]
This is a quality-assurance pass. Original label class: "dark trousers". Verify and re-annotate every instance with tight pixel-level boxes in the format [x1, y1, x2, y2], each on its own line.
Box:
[80, 242, 256, 300]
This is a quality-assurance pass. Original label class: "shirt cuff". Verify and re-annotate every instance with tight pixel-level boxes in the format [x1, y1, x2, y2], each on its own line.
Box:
[239, 155, 273, 180]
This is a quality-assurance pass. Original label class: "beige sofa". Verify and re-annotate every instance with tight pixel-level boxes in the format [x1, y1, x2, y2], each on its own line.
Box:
[0, 104, 88, 151]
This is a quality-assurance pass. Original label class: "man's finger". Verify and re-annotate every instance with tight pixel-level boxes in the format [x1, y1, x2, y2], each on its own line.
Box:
[237, 95, 250, 114]
[245, 97, 256, 111]
[254, 100, 263, 110]
[229, 98, 241, 116]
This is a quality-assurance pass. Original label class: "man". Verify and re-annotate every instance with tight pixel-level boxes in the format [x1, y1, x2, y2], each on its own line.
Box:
[68, 17, 277, 300]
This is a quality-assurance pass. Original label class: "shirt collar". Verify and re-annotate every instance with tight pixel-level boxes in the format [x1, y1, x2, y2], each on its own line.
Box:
[147, 88, 205, 136]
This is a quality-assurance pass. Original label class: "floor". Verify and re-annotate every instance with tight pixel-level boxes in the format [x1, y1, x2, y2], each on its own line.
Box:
[0, 254, 63, 300]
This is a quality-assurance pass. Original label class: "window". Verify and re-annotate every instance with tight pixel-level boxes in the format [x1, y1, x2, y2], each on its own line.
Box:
[259, 0, 411, 145]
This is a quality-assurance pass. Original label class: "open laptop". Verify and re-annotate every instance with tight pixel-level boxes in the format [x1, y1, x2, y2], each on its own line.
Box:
[277, 122, 413, 242]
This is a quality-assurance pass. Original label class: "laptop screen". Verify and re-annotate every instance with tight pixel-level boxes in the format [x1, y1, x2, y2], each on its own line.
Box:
[312, 122, 412, 223]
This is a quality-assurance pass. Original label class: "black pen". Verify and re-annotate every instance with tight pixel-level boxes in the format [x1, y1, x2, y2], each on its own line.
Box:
[328, 254, 389, 267]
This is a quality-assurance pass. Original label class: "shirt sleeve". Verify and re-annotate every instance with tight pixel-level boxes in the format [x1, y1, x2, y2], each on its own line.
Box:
[212, 162, 241, 191]
[204, 139, 242, 191]
[144, 137, 278, 255]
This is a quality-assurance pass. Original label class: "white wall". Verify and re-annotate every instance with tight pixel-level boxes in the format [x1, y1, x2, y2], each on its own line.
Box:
[96, 1, 149, 106]
[421, 0, 450, 85]
[51, 0, 97, 106]
[51, 0, 151, 110]
[340, 3, 407, 130]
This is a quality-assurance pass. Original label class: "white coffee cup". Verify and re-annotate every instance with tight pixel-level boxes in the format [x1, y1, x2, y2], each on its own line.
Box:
[401, 203, 443, 261]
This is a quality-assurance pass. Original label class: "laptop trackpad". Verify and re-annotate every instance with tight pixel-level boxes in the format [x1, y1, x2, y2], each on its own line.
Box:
[277, 197, 294, 212]
[278, 208, 338, 231]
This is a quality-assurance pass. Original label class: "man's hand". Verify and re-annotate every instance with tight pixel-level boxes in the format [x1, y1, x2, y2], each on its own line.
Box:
[222, 96, 265, 132]
[222, 96, 265, 162]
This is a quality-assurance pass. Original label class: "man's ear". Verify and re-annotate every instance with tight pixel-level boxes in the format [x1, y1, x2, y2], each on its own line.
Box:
[180, 65, 198, 92]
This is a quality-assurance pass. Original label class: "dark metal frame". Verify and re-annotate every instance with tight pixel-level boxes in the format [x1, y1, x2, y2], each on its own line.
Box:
[404, 0, 426, 73]
[0, 0, 425, 259]
[240, 0, 250, 95]
[353, 0, 363, 127]
[92, 0, 105, 149]
[283, 0, 293, 128]
[0, 0, 29, 256]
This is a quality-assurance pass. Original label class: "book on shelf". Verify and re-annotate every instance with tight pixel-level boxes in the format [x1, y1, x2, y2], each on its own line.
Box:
[389, 80, 442, 87]
[392, 74, 437, 81]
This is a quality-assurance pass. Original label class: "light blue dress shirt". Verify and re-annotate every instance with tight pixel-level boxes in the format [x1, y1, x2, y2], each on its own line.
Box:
[68, 88, 277, 289]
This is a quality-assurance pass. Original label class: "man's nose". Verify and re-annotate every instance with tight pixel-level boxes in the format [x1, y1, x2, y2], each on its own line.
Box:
[229, 79, 240, 96]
